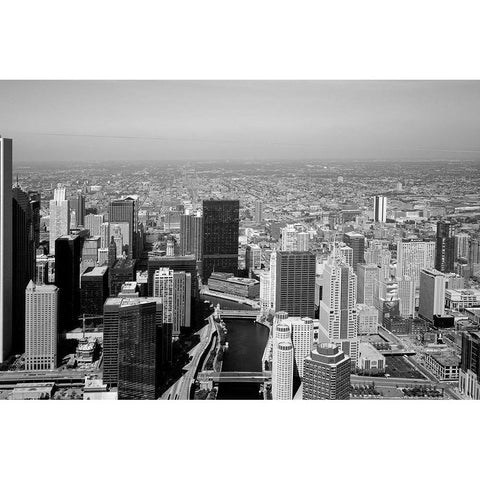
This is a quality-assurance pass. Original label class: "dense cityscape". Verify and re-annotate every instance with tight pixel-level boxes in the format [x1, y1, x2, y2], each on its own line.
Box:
[2, 137, 480, 400]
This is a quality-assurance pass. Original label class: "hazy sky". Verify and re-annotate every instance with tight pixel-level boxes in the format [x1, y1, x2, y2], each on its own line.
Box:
[1, 80, 479, 165]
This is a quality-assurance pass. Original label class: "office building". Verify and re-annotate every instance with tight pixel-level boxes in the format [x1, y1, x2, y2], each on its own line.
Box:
[272, 323, 294, 400]
[84, 213, 104, 237]
[418, 268, 445, 322]
[274, 251, 316, 319]
[459, 331, 480, 400]
[108, 196, 138, 258]
[0, 136, 12, 362]
[117, 298, 161, 399]
[25, 281, 58, 371]
[100, 221, 110, 248]
[49, 185, 70, 255]
[296, 232, 309, 252]
[397, 276, 416, 317]
[319, 255, 359, 366]
[339, 245, 353, 268]
[435, 221, 455, 273]
[357, 342, 386, 375]
[82, 236, 101, 264]
[29, 190, 41, 249]
[357, 304, 379, 335]
[180, 212, 203, 264]
[80, 266, 109, 315]
[153, 268, 191, 336]
[245, 244, 262, 270]
[303, 343, 351, 400]
[343, 232, 365, 270]
[12, 185, 36, 353]
[373, 195, 387, 223]
[280, 225, 297, 251]
[69, 193, 85, 227]
[254, 199, 263, 223]
[54, 234, 82, 328]
[103, 297, 165, 389]
[396, 239, 435, 286]
[356, 263, 379, 306]
[202, 199, 239, 281]
[147, 255, 197, 299]
[455, 233, 470, 261]
[110, 258, 137, 297]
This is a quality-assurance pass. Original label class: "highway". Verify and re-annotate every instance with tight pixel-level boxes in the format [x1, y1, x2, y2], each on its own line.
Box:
[161, 315, 216, 400]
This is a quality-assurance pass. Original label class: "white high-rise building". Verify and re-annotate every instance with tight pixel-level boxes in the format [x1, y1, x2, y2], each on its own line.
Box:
[280, 225, 297, 251]
[100, 221, 110, 248]
[278, 315, 314, 377]
[260, 250, 277, 313]
[339, 246, 353, 268]
[85, 213, 105, 237]
[49, 185, 70, 255]
[153, 267, 174, 324]
[398, 276, 416, 317]
[373, 195, 387, 223]
[296, 232, 309, 252]
[396, 240, 435, 287]
[419, 268, 445, 322]
[319, 255, 359, 366]
[272, 322, 294, 400]
[455, 233, 470, 260]
[0, 136, 13, 362]
[25, 281, 58, 371]
[172, 270, 191, 335]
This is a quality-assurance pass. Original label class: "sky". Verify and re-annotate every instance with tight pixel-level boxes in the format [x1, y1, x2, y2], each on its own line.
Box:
[0, 80, 479, 165]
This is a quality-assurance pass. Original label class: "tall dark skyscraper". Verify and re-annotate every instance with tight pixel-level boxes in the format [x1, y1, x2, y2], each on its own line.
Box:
[0, 136, 13, 363]
[12, 185, 36, 353]
[70, 193, 86, 227]
[55, 234, 82, 329]
[28, 191, 41, 249]
[435, 220, 455, 273]
[103, 297, 165, 397]
[108, 196, 138, 258]
[109, 258, 137, 297]
[343, 232, 365, 271]
[274, 251, 316, 318]
[80, 266, 109, 315]
[202, 199, 239, 282]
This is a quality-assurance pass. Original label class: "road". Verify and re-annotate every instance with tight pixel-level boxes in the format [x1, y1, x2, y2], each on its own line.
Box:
[161, 316, 215, 400]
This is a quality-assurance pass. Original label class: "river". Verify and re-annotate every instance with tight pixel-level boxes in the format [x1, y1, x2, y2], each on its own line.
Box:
[200, 294, 269, 400]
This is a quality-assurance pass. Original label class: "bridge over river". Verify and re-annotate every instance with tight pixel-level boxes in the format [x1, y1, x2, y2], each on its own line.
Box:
[198, 371, 271, 384]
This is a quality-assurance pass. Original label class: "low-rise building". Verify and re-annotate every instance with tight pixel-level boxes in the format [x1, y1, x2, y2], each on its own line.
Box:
[208, 272, 260, 298]
[445, 289, 480, 311]
[424, 351, 460, 381]
[357, 342, 386, 375]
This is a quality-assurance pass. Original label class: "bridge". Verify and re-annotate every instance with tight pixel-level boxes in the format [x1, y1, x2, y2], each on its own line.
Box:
[219, 310, 259, 318]
[198, 371, 271, 383]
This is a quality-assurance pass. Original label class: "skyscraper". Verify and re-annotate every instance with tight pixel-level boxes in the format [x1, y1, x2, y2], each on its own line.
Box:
[49, 185, 70, 255]
[12, 185, 36, 353]
[80, 266, 109, 315]
[280, 315, 314, 377]
[108, 197, 137, 258]
[84, 213, 104, 237]
[254, 199, 263, 223]
[272, 323, 293, 400]
[396, 239, 435, 286]
[303, 343, 351, 400]
[435, 220, 455, 273]
[356, 263, 379, 306]
[118, 298, 161, 400]
[202, 199, 239, 282]
[55, 234, 82, 328]
[180, 212, 203, 263]
[373, 195, 387, 223]
[0, 136, 13, 362]
[69, 193, 86, 228]
[245, 244, 262, 270]
[103, 297, 165, 390]
[343, 232, 365, 271]
[459, 331, 480, 400]
[25, 281, 58, 371]
[418, 268, 445, 322]
[455, 233, 470, 260]
[274, 251, 316, 319]
[319, 255, 359, 366]
[397, 276, 416, 317]
[153, 267, 191, 336]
